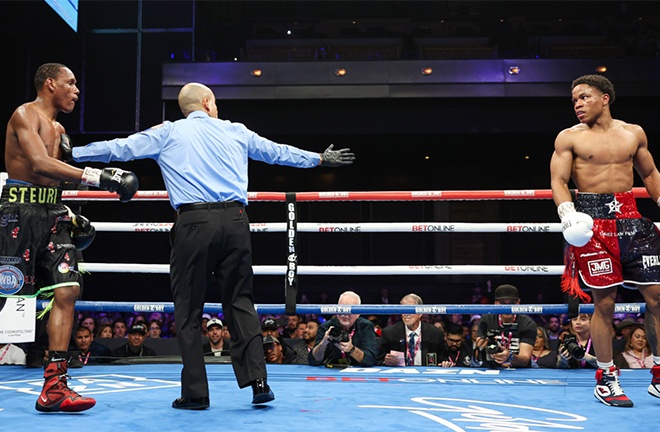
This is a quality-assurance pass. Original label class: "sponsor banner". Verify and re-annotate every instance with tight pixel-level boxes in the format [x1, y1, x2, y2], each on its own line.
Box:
[320, 305, 354, 314]
[615, 304, 642, 313]
[133, 304, 167, 313]
[131, 223, 173, 232]
[504, 190, 536, 196]
[318, 192, 350, 198]
[588, 258, 613, 276]
[0, 297, 36, 343]
[415, 306, 447, 314]
[411, 191, 442, 197]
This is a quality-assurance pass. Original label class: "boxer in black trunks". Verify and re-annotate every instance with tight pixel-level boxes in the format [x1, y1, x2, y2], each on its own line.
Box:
[551, 74, 660, 408]
[2, 63, 138, 412]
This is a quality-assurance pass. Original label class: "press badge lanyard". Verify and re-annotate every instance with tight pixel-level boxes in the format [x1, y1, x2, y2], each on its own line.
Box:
[0, 344, 9, 363]
[449, 349, 461, 366]
[580, 337, 592, 368]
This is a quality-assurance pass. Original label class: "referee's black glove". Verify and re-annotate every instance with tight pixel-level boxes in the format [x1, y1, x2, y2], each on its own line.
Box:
[320, 144, 355, 167]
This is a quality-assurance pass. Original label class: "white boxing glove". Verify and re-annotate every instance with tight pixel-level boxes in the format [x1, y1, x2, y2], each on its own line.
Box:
[557, 202, 594, 247]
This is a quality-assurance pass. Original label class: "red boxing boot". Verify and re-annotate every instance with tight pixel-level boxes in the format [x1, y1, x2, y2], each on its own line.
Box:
[35, 354, 96, 413]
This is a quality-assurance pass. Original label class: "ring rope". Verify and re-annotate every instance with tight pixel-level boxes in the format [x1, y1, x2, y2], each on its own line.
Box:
[77, 263, 565, 275]
[92, 222, 568, 233]
[37, 300, 645, 315]
[45, 188, 651, 319]
[62, 187, 653, 202]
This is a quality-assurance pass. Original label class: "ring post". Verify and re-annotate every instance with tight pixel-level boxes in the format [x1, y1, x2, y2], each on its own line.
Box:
[285, 192, 298, 315]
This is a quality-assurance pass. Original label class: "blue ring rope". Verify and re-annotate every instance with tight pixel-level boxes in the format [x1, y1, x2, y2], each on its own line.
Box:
[37, 300, 645, 315]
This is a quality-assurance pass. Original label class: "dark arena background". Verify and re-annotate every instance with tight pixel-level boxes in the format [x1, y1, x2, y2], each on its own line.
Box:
[3, 1, 660, 430]
[1, 0, 660, 305]
[3, 0, 660, 307]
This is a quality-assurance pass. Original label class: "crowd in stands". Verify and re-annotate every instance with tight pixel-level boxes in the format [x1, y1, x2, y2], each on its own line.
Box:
[0, 287, 651, 371]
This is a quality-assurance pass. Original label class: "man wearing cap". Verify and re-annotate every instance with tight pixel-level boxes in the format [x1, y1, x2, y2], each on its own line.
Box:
[261, 318, 281, 338]
[203, 318, 230, 357]
[110, 324, 157, 358]
[474, 284, 537, 368]
[263, 335, 304, 364]
[201, 314, 212, 337]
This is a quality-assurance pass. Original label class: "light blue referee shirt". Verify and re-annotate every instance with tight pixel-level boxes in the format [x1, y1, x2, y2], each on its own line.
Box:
[73, 111, 321, 209]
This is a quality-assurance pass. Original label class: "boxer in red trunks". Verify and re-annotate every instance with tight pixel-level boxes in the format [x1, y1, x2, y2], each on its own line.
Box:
[571, 191, 660, 290]
[551, 74, 660, 408]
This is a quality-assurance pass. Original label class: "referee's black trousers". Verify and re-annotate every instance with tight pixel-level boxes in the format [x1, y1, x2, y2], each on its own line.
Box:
[170, 204, 265, 399]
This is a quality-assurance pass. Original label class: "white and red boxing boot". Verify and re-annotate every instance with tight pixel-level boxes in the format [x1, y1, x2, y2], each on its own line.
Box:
[594, 365, 633, 408]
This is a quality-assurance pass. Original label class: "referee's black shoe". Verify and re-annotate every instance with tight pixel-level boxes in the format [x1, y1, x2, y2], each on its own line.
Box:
[172, 396, 210, 410]
[251, 378, 275, 404]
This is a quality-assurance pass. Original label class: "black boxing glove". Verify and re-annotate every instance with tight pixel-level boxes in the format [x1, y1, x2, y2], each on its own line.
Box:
[320, 144, 355, 167]
[81, 167, 139, 203]
[60, 134, 73, 163]
[71, 213, 96, 251]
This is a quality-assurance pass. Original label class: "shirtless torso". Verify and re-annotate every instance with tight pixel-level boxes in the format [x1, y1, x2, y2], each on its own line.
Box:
[4, 65, 82, 186]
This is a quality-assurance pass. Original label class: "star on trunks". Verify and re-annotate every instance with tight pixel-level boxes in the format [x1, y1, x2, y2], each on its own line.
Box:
[606, 197, 623, 214]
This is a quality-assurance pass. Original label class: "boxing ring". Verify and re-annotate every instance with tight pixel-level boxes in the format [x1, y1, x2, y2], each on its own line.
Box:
[1, 187, 657, 430]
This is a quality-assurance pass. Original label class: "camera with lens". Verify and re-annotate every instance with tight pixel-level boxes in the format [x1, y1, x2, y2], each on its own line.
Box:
[328, 326, 349, 343]
[562, 333, 585, 359]
[485, 330, 502, 355]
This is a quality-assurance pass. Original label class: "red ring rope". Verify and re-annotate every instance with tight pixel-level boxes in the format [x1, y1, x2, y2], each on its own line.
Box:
[62, 187, 652, 202]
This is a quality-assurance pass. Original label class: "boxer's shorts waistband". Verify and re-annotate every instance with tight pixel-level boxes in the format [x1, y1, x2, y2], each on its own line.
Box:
[575, 191, 640, 219]
[0, 184, 62, 204]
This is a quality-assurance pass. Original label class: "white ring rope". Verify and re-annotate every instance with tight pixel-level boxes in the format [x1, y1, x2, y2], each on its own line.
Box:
[54, 188, 652, 313]
[93, 222, 566, 233]
[76, 188, 656, 278]
[79, 263, 564, 275]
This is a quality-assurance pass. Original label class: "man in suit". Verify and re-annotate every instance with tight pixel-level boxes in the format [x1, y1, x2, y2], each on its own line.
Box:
[377, 293, 445, 366]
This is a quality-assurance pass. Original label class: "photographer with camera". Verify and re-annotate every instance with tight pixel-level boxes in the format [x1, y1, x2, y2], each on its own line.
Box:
[309, 291, 378, 367]
[559, 313, 598, 369]
[473, 285, 537, 368]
